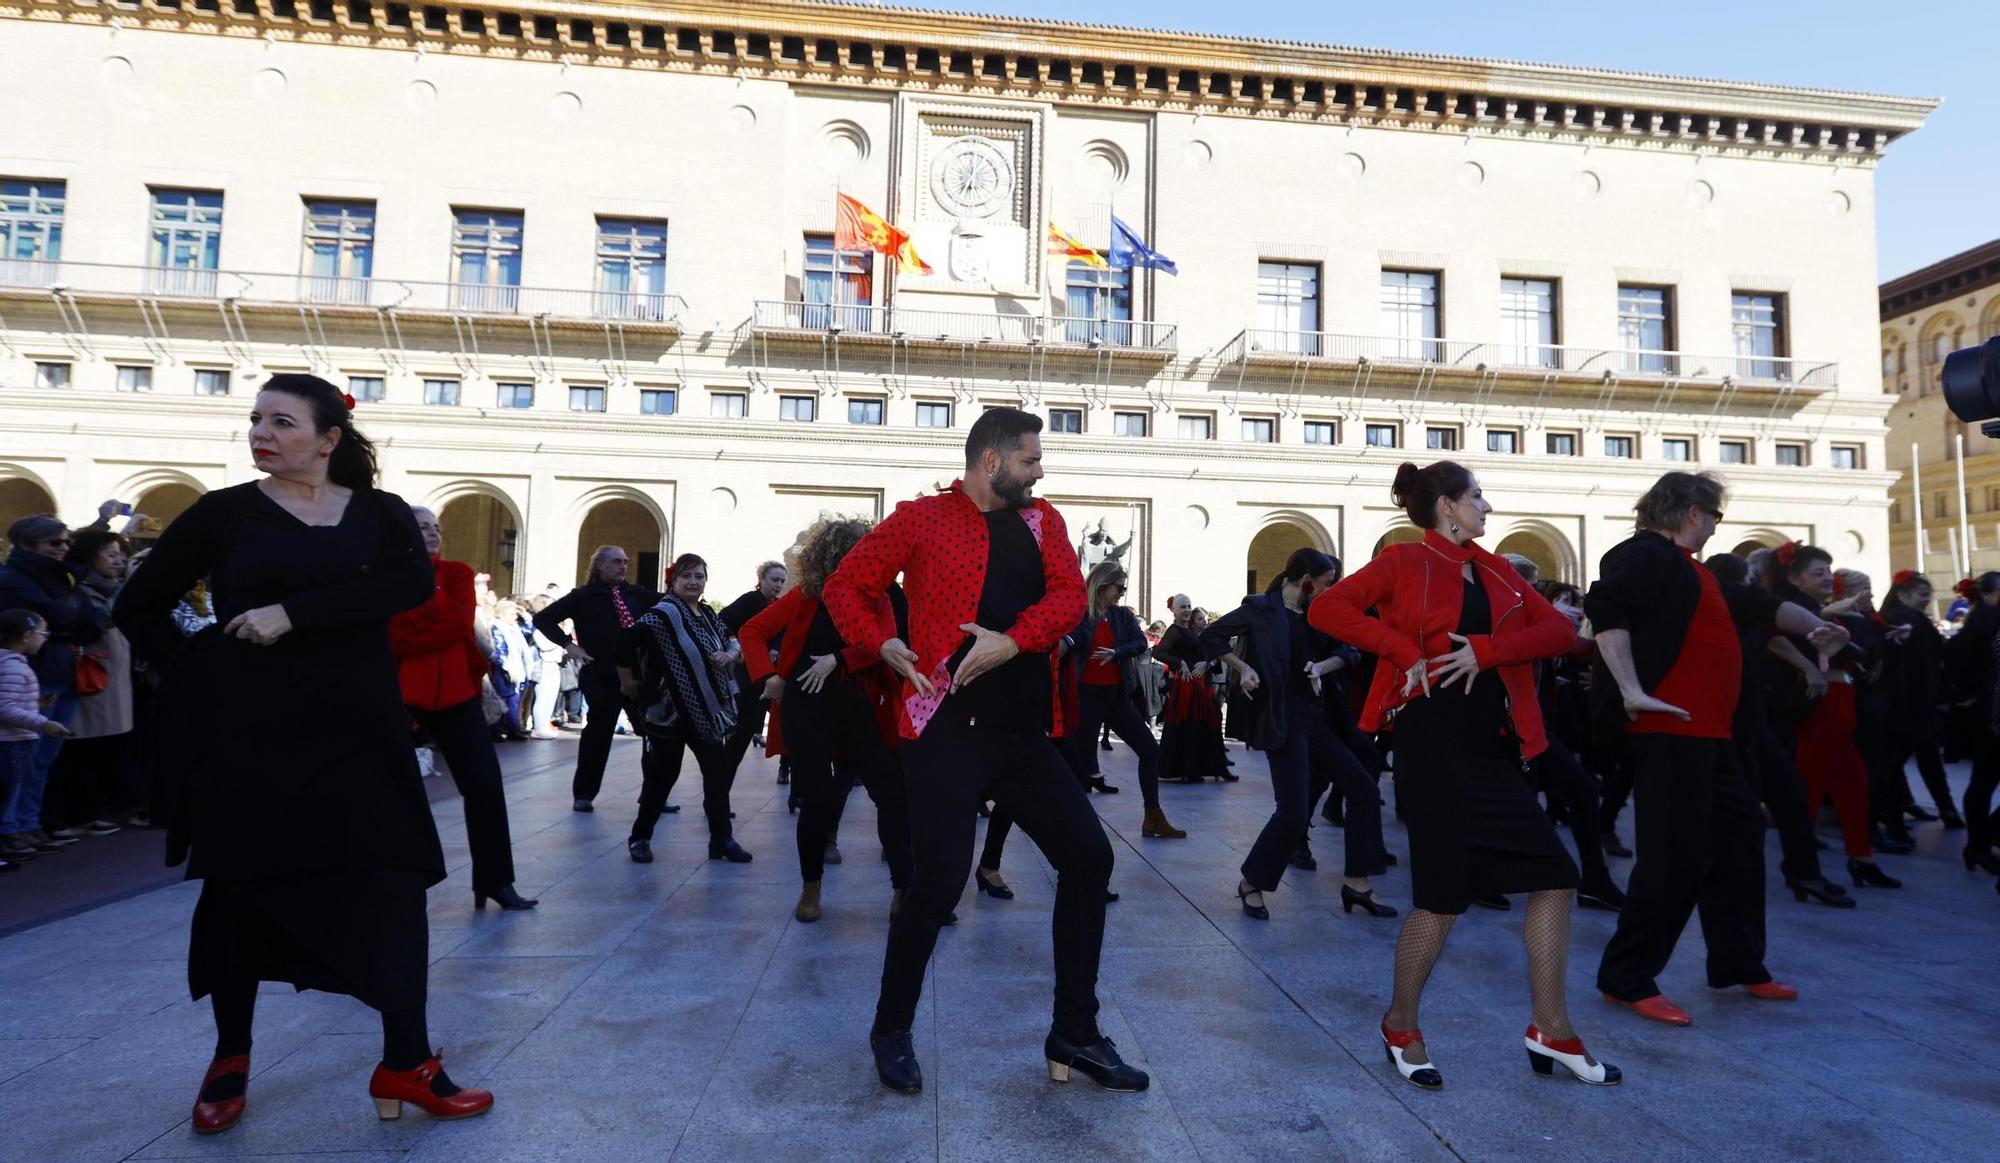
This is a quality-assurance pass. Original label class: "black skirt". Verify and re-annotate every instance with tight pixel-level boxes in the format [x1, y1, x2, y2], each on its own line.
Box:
[188, 869, 430, 1012]
[1160, 677, 1229, 782]
[1391, 694, 1578, 915]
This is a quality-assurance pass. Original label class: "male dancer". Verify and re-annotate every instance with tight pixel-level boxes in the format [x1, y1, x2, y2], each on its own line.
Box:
[535, 545, 659, 811]
[1589, 471, 1844, 1024]
[824, 407, 1145, 1095]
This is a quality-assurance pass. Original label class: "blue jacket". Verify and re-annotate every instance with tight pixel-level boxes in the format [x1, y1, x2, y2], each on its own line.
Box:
[1065, 604, 1148, 693]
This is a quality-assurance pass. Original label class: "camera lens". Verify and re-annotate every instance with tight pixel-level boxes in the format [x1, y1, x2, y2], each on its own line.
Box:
[1942, 336, 2000, 425]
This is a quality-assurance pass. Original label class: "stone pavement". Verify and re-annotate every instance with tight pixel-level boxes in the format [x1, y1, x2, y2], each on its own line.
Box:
[2, 732, 1996, 1162]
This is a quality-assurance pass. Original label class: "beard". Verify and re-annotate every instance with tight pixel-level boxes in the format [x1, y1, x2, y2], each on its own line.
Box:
[990, 467, 1035, 509]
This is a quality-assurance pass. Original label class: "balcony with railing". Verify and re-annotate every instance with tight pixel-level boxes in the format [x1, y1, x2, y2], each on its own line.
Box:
[1219, 328, 1838, 391]
[0, 260, 687, 330]
[750, 300, 1178, 356]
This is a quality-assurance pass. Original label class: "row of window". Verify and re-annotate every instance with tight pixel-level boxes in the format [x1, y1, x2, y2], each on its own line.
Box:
[0, 180, 1792, 367]
[30, 357, 1860, 467]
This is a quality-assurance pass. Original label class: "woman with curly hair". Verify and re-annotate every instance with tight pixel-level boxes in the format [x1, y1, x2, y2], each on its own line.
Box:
[739, 517, 913, 923]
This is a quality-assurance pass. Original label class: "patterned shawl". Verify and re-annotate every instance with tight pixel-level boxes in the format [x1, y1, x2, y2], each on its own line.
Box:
[636, 595, 737, 745]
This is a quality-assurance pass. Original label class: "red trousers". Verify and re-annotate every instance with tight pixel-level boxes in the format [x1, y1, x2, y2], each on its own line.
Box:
[1795, 681, 1872, 858]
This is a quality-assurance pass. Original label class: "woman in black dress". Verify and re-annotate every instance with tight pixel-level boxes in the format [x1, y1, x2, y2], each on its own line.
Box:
[1154, 596, 1229, 783]
[114, 375, 493, 1135]
[1312, 461, 1618, 1089]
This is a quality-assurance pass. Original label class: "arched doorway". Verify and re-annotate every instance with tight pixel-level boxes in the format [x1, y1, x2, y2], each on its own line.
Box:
[131, 482, 204, 548]
[577, 499, 663, 591]
[1728, 529, 1786, 559]
[438, 493, 518, 596]
[1371, 526, 1423, 559]
[1247, 518, 1326, 595]
[1495, 528, 1574, 586]
[0, 476, 58, 536]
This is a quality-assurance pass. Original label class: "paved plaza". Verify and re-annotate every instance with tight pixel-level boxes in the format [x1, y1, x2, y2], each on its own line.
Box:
[2, 735, 1996, 1162]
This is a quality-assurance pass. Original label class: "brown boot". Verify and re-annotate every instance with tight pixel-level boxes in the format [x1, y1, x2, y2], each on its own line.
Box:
[1142, 808, 1187, 839]
[794, 881, 822, 923]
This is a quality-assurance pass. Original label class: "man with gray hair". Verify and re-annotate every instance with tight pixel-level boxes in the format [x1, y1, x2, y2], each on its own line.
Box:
[534, 545, 659, 810]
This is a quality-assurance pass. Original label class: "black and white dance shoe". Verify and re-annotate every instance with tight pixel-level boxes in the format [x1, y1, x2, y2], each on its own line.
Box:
[871, 1029, 923, 1094]
[1525, 1025, 1622, 1085]
[1044, 1030, 1150, 1092]
[1381, 1023, 1442, 1090]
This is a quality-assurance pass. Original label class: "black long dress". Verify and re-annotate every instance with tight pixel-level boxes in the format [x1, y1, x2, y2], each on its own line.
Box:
[113, 482, 442, 1010]
[1390, 576, 1578, 914]
[1154, 623, 1228, 782]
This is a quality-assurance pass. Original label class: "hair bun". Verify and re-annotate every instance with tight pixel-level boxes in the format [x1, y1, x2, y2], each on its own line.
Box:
[1390, 462, 1422, 507]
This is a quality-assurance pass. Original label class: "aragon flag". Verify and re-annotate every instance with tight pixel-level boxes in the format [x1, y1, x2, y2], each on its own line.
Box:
[1047, 221, 1109, 270]
[834, 194, 931, 275]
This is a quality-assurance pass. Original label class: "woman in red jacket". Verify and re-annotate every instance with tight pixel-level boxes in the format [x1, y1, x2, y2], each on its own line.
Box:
[387, 506, 534, 911]
[740, 517, 912, 923]
[1312, 461, 1619, 1091]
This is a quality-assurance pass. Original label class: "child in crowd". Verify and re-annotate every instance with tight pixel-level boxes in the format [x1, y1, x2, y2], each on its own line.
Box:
[1, 609, 73, 870]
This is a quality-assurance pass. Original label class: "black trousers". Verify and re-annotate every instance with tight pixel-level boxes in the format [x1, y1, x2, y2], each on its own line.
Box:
[1748, 723, 1825, 886]
[1073, 682, 1163, 809]
[786, 684, 911, 888]
[1967, 735, 2000, 857]
[634, 732, 737, 844]
[1241, 698, 1381, 890]
[1871, 726, 1953, 822]
[571, 677, 625, 803]
[409, 698, 519, 893]
[1533, 736, 1608, 881]
[875, 715, 1113, 1042]
[1597, 734, 1770, 1001]
[980, 806, 1013, 871]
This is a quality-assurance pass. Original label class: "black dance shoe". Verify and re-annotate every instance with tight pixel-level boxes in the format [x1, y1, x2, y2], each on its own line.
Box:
[628, 839, 654, 864]
[1341, 885, 1398, 918]
[1848, 858, 1901, 889]
[1868, 827, 1915, 856]
[871, 1029, 923, 1094]
[1044, 1030, 1149, 1092]
[975, 869, 1014, 900]
[1903, 803, 1938, 823]
[1474, 895, 1512, 911]
[1087, 777, 1120, 795]
[1289, 844, 1318, 872]
[474, 884, 539, 910]
[1940, 806, 1966, 829]
[709, 839, 753, 863]
[1237, 881, 1268, 920]
[1601, 831, 1632, 859]
[1578, 875, 1627, 912]
[1787, 877, 1856, 907]
[572, 799, 594, 813]
[1963, 846, 2000, 876]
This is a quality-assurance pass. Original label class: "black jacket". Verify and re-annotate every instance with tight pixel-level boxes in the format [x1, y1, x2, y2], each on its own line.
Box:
[1200, 592, 1347, 752]
[1881, 603, 1941, 732]
[1152, 623, 1200, 673]
[719, 588, 774, 691]
[0, 547, 107, 688]
[534, 580, 661, 687]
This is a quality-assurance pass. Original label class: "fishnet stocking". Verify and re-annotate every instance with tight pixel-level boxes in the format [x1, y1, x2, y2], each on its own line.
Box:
[1523, 889, 1577, 1040]
[1382, 908, 1457, 1063]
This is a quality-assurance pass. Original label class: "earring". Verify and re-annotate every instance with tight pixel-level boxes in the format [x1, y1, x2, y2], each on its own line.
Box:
[1449, 522, 1460, 535]
[319, 450, 331, 459]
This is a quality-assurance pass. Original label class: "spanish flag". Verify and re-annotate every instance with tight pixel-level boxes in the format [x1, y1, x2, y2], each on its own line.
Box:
[835, 194, 931, 275]
[1048, 221, 1109, 270]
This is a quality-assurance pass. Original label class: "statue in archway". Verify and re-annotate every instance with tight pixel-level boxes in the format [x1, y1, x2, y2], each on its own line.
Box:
[1078, 516, 1132, 573]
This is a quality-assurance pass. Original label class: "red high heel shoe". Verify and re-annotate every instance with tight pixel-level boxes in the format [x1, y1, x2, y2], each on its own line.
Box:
[192, 1054, 250, 1134]
[367, 1054, 494, 1121]
[1525, 1025, 1622, 1085]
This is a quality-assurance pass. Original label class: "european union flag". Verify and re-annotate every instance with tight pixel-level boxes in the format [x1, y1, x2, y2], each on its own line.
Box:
[1107, 216, 1178, 276]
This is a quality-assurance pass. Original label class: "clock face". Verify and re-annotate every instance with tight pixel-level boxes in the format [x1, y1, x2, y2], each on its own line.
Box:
[930, 136, 1015, 219]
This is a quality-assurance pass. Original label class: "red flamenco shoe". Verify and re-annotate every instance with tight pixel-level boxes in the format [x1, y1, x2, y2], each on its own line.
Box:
[368, 1054, 494, 1121]
[1744, 980, 1799, 1001]
[192, 1054, 250, 1135]
[1603, 993, 1692, 1026]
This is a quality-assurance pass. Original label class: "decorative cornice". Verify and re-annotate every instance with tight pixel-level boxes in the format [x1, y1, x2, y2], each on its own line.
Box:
[8, 0, 1934, 162]
[1879, 239, 2000, 320]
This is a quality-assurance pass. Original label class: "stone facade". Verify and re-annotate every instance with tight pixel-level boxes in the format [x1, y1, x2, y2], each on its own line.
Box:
[0, 0, 1933, 611]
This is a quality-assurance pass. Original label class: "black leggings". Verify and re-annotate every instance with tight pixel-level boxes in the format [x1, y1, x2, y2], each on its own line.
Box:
[1072, 682, 1162, 809]
[784, 683, 912, 887]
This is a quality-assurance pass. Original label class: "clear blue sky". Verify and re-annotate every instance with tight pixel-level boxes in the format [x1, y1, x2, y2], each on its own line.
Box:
[925, 0, 1997, 282]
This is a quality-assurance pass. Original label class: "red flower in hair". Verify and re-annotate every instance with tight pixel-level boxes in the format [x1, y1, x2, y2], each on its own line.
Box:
[1892, 569, 1917, 588]
[1775, 541, 1798, 567]
[340, 392, 357, 410]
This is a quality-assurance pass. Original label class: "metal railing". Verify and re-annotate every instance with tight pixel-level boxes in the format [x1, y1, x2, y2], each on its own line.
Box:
[751, 300, 1178, 352]
[0, 260, 686, 327]
[1224, 328, 1836, 388]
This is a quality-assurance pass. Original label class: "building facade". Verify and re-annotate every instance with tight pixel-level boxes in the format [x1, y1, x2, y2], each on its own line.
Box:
[1880, 240, 2000, 585]
[0, 0, 1932, 611]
